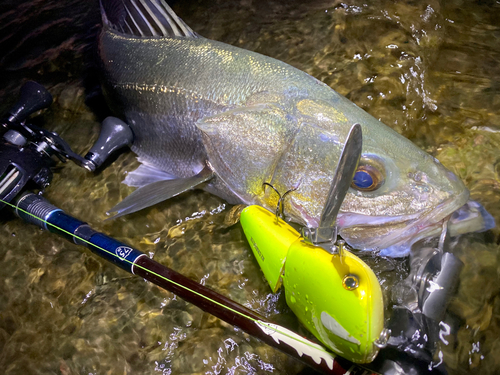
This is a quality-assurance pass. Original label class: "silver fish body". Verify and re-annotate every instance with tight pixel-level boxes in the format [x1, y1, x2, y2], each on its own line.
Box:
[99, 4, 473, 256]
[99, 32, 343, 180]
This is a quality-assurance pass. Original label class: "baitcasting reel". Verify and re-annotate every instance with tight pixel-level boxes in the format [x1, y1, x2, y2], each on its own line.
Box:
[0, 81, 134, 210]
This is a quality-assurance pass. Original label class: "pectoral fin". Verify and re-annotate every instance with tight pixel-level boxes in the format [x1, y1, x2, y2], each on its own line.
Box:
[107, 165, 214, 219]
[123, 159, 177, 187]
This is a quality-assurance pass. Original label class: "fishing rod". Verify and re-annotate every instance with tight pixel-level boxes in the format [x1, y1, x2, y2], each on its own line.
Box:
[0, 81, 460, 375]
[10, 193, 358, 375]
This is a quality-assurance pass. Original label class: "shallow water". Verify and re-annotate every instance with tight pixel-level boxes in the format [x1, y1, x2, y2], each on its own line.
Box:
[0, 0, 499, 374]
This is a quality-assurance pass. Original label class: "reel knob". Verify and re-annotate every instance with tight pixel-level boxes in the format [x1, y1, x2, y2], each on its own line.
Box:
[7, 81, 53, 123]
[84, 116, 134, 171]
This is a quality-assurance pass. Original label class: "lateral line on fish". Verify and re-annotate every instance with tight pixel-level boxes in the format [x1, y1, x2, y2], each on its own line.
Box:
[114, 82, 229, 107]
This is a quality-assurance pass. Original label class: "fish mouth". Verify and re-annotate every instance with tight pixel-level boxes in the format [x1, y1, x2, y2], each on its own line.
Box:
[338, 188, 470, 254]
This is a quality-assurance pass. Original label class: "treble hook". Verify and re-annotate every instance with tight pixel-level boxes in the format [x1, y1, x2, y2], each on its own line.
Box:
[263, 182, 298, 221]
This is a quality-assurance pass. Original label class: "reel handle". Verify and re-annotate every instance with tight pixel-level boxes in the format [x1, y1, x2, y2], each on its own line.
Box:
[7, 81, 53, 123]
[84, 116, 134, 171]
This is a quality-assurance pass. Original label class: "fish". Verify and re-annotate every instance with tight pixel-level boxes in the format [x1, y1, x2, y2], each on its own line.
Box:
[98, 0, 494, 257]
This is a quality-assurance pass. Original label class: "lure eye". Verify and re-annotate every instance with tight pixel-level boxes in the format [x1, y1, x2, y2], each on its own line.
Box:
[342, 274, 359, 291]
[352, 164, 384, 191]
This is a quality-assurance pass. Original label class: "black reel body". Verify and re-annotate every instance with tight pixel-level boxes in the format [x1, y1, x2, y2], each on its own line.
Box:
[0, 81, 133, 210]
[0, 140, 54, 210]
[0, 81, 56, 209]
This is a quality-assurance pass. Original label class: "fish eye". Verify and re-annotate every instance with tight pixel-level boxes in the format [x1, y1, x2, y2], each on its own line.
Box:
[351, 161, 385, 192]
[342, 274, 359, 291]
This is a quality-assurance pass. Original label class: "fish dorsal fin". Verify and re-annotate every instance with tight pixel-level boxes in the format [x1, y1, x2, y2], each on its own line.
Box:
[100, 0, 197, 38]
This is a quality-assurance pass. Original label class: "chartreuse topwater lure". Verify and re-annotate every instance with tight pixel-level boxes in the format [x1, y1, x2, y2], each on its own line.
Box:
[240, 205, 384, 364]
[240, 124, 385, 364]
